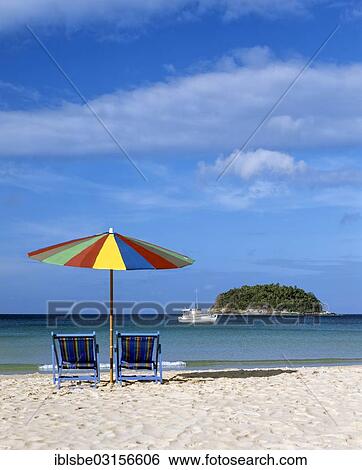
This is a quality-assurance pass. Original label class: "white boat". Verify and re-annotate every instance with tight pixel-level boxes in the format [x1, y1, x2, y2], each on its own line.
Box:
[178, 289, 218, 324]
[178, 307, 218, 324]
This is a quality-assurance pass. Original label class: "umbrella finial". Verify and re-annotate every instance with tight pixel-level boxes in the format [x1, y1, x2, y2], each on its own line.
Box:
[108, 227, 114, 234]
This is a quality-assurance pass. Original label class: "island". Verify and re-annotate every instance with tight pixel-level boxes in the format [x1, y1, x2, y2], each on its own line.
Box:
[211, 283, 333, 315]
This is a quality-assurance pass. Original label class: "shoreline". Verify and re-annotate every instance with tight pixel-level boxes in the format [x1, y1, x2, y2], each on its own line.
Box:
[2, 358, 362, 375]
[1, 366, 361, 449]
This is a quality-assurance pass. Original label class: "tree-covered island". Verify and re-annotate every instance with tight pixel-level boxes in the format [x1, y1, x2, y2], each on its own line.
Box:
[212, 283, 330, 315]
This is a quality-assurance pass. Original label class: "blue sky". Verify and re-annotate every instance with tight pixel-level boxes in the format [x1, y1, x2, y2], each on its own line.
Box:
[0, 0, 362, 313]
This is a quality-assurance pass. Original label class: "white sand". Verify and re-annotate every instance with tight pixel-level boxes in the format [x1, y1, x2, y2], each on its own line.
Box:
[0, 366, 361, 449]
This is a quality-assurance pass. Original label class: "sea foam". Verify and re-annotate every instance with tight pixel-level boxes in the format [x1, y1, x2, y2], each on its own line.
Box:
[39, 361, 186, 372]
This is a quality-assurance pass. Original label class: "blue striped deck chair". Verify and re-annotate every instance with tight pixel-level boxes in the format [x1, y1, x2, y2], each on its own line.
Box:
[51, 332, 100, 389]
[115, 332, 162, 385]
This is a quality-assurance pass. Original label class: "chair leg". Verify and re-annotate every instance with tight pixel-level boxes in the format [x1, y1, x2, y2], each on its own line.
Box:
[56, 366, 62, 389]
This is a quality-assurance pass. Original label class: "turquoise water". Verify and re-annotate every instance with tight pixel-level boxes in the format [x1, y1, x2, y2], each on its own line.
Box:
[1, 314, 362, 372]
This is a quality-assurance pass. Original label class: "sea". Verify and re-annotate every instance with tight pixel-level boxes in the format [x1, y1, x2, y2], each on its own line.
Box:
[1, 314, 362, 373]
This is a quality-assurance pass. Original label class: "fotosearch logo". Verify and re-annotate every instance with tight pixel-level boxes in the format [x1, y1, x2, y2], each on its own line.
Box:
[45, 299, 322, 329]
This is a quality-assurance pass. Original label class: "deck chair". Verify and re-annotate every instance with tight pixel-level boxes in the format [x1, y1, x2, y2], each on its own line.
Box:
[51, 332, 100, 388]
[115, 332, 162, 384]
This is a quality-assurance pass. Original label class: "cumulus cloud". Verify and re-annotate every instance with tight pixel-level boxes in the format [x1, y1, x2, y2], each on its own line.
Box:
[199, 148, 307, 179]
[0, 0, 314, 32]
[197, 144, 362, 211]
[1, 51, 362, 159]
[199, 147, 362, 196]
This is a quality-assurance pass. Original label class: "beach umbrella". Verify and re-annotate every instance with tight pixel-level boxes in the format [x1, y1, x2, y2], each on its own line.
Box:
[28, 228, 194, 383]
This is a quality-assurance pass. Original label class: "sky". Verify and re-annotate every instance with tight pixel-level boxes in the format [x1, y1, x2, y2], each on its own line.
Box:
[0, 0, 362, 313]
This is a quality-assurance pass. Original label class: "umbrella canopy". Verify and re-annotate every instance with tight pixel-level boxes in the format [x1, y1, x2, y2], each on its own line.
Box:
[28, 228, 194, 383]
[28, 229, 193, 270]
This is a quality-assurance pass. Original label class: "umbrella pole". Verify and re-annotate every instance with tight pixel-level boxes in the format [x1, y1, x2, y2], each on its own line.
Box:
[109, 269, 114, 384]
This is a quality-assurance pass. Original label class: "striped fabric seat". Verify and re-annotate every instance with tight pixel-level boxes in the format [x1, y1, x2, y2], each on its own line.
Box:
[115, 332, 162, 384]
[121, 335, 156, 370]
[58, 337, 96, 369]
[52, 332, 100, 388]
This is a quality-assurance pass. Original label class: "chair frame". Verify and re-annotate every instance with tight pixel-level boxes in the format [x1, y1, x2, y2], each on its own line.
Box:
[115, 331, 162, 385]
[51, 332, 100, 389]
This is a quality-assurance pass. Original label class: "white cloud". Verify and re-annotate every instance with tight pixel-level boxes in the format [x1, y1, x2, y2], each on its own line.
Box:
[203, 46, 274, 73]
[2, 52, 362, 158]
[232, 46, 274, 67]
[199, 147, 362, 209]
[199, 148, 307, 179]
[0, 1, 314, 32]
[207, 180, 288, 210]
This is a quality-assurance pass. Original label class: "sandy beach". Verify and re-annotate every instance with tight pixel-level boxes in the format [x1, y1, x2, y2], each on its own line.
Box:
[0, 366, 361, 450]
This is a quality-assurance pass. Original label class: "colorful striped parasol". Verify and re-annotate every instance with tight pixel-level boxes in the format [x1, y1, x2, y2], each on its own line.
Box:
[28, 228, 194, 382]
